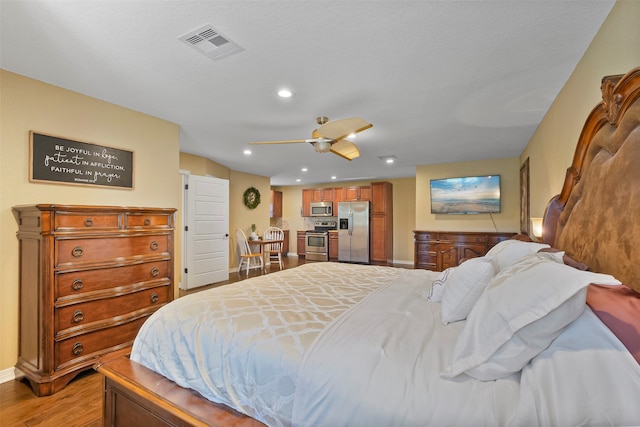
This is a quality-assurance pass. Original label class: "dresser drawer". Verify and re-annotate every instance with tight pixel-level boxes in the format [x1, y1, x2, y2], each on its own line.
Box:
[56, 286, 170, 333]
[125, 212, 173, 229]
[55, 212, 121, 231]
[487, 234, 512, 246]
[55, 261, 169, 299]
[56, 316, 148, 370]
[414, 232, 434, 242]
[56, 235, 169, 267]
[438, 233, 486, 243]
[415, 242, 434, 254]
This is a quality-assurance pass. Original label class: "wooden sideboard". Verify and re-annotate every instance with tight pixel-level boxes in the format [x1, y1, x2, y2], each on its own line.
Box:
[13, 204, 176, 396]
[413, 230, 515, 271]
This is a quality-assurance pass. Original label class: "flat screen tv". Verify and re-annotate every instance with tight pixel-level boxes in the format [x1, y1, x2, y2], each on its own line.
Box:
[430, 175, 501, 214]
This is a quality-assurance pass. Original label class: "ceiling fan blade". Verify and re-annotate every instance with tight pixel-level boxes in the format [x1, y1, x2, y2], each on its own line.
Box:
[318, 117, 372, 141]
[248, 139, 309, 145]
[330, 140, 360, 161]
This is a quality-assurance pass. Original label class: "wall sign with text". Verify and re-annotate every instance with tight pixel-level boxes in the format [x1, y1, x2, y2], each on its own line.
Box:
[30, 132, 134, 189]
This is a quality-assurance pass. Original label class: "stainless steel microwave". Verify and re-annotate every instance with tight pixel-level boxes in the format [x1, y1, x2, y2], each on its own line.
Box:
[310, 201, 333, 217]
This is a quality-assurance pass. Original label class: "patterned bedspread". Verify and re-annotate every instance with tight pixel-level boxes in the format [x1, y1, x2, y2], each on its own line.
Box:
[130, 262, 425, 426]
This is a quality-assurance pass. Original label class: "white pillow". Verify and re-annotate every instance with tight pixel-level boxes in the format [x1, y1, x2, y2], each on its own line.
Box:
[425, 268, 453, 302]
[443, 253, 621, 381]
[440, 257, 496, 324]
[485, 239, 550, 271]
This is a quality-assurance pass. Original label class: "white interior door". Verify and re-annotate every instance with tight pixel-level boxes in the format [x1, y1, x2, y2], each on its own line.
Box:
[182, 174, 229, 289]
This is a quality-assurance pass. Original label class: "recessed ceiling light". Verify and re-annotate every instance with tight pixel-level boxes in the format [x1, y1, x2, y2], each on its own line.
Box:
[243, 149, 252, 155]
[278, 89, 292, 98]
[331, 176, 337, 180]
[301, 167, 308, 172]
[296, 178, 301, 182]
[378, 155, 396, 164]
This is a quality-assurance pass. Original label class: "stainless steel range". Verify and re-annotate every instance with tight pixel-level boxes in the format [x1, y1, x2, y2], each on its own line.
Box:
[305, 221, 337, 261]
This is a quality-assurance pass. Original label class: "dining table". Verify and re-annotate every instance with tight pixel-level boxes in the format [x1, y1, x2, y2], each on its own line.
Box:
[248, 237, 285, 268]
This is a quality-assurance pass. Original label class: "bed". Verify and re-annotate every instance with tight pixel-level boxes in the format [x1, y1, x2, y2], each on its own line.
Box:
[97, 66, 640, 427]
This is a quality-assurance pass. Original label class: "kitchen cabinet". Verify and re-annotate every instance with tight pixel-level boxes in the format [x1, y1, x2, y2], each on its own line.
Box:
[342, 185, 371, 201]
[413, 231, 515, 271]
[311, 188, 334, 202]
[302, 185, 374, 216]
[359, 186, 372, 201]
[270, 190, 282, 218]
[13, 204, 175, 396]
[370, 182, 393, 264]
[329, 231, 338, 260]
[302, 189, 313, 217]
[343, 186, 360, 201]
[282, 230, 289, 256]
[297, 230, 306, 257]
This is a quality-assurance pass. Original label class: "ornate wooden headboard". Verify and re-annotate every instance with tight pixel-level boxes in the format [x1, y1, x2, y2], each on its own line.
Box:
[543, 67, 640, 292]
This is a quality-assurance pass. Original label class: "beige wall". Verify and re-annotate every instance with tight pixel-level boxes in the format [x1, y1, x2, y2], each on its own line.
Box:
[415, 157, 521, 234]
[229, 170, 271, 269]
[522, 0, 640, 220]
[180, 152, 231, 179]
[0, 70, 180, 372]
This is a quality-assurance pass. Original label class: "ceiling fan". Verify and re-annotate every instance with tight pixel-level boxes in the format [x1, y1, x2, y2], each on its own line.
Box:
[249, 116, 372, 160]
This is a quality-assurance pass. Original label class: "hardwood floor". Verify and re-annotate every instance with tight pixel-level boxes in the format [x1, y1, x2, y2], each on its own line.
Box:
[0, 257, 306, 427]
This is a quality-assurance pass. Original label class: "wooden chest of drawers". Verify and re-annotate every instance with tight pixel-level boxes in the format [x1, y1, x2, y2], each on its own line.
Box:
[413, 230, 515, 271]
[13, 204, 176, 396]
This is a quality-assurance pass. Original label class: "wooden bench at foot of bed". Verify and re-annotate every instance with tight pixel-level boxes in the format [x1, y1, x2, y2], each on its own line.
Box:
[96, 354, 266, 427]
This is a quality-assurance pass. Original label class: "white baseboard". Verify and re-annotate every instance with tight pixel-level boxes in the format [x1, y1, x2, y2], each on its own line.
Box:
[392, 259, 414, 266]
[0, 367, 17, 384]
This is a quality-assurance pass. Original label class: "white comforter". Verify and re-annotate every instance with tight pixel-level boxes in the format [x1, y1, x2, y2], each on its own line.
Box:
[131, 262, 640, 427]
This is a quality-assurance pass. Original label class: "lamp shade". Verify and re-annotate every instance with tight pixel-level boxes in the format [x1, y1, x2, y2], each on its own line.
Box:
[530, 218, 543, 239]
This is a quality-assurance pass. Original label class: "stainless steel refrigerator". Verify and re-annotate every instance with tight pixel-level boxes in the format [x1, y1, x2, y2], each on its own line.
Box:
[338, 201, 370, 263]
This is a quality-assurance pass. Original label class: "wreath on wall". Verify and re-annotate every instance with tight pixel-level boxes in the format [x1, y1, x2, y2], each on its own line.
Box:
[243, 186, 261, 209]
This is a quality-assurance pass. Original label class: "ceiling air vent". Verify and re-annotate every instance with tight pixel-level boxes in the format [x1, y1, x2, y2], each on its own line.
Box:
[178, 24, 244, 61]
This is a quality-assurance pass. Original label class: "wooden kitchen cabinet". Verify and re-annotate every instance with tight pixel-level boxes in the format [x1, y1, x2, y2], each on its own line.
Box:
[13, 204, 176, 396]
[311, 187, 334, 202]
[343, 186, 360, 201]
[302, 185, 374, 216]
[370, 182, 393, 264]
[413, 231, 515, 271]
[270, 190, 282, 218]
[297, 230, 306, 257]
[329, 230, 338, 260]
[302, 189, 313, 217]
[342, 185, 371, 201]
[282, 229, 289, 256]
[359, 185, 372, 201]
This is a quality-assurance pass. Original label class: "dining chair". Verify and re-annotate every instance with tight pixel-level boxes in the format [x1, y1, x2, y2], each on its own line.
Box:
[236, 228, 263, 275]
[263, 226, 285, 270]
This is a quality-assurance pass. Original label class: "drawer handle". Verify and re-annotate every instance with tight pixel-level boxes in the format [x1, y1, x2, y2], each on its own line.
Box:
[72, 310, 84, 323]
[144, 218, 151, 226]
[84, 218, 93, 227]
[72, 342, 84, 356]
[150, 293, 159, 304]
[72, 246, 84, 258]
[150, 241, 159, 250]
[150, 267, 160, 277]
[72, 278, 84, 291]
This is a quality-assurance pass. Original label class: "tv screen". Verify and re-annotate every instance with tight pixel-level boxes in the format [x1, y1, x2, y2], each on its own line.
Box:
[430, 175, 501, 214]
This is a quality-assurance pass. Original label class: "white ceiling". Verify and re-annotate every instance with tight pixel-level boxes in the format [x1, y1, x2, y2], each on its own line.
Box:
[0, 0, 615, 186]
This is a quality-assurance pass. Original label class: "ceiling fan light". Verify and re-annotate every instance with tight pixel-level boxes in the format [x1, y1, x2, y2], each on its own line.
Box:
[314, 140, 332, 153]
